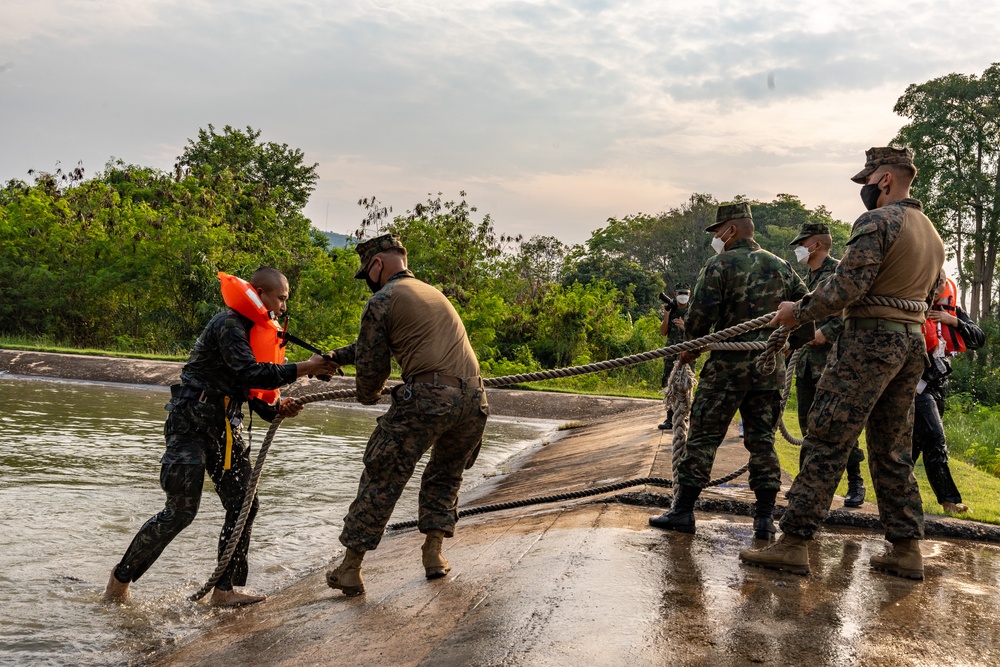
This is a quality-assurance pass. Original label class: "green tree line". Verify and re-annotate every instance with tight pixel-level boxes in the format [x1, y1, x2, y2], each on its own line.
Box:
[5, 61, 1000, 405]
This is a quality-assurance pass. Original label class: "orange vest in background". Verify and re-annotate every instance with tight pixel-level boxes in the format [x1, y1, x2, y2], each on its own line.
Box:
[922, 278, 966, 356]
[218, 271, 286, 404]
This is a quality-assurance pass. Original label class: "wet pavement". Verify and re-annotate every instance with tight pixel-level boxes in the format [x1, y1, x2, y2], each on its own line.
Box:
[143, 405, 1000, 666]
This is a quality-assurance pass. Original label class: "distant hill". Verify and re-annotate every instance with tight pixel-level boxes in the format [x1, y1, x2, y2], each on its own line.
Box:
[317, 230, 354, 248]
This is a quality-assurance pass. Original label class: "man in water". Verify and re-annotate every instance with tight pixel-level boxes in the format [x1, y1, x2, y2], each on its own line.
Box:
[104, 267, 337, 606]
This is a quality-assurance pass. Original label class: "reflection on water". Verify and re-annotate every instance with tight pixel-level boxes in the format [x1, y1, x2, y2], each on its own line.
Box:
[0, 374, 556, 666]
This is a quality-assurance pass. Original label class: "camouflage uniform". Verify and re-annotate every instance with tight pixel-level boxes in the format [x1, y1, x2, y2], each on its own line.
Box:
[677, 205, 808, 494]
[793, 252, 864, 471]
[780, 190, 944, 541]
[112, 310, 297, 589]
[660, 300, 690, 388]
[333, 239, 488, 553]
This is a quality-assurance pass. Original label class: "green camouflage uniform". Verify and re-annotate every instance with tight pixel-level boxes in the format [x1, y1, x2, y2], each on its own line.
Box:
[332, 269, 489, 552]
[677, 238, 807, 492]
[113, 310, 297, 589]
[660, 301, 689, 387]
[780, 198, 944, 541]
[794, 255, 863, 468]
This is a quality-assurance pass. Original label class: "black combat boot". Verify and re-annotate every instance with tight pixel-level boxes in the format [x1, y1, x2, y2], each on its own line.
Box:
[752, 488, 777, 541]
[649, 485, 701, 533]
[843, 461, 866, 508]
[658, 410, 674, 430]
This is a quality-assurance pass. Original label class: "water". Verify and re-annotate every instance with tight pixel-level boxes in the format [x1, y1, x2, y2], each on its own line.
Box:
[0, 374, 558, 666]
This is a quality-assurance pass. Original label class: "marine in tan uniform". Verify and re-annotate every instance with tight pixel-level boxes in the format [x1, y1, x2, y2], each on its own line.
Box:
[740, 147, 944, 579]
[325, 234, 489, 596]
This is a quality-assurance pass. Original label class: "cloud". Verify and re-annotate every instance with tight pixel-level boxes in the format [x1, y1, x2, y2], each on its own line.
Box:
[3, 0, 1000, 244]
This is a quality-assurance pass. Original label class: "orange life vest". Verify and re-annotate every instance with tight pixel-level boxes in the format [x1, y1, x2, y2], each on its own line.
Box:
[218, 271, 286, 404]
[922, 278, 966, 355]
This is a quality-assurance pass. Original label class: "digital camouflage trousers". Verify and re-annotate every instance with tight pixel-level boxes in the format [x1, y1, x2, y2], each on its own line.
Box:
[340, 382, 489, 552]
[781, 330, 927, 541]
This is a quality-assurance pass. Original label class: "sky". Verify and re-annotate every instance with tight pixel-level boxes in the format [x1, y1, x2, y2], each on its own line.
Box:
[3, 0, 1000, 247]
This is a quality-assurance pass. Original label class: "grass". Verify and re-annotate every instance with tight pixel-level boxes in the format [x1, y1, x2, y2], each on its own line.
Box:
[0, 336, 186, 362]
[774, 405, 1000, 526]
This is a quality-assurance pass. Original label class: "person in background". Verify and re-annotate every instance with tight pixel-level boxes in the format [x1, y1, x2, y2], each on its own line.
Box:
[789, 221, 866, 508]
[649, 203, 807, 541]
[913, 270, 985, 514]
[659, 284, 691, 430]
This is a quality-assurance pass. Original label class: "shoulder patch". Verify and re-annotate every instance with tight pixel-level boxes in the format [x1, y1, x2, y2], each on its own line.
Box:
[847, 213, 879, 246]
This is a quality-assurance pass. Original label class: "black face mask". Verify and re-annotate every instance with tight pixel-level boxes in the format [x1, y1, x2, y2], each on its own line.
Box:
[860, 177, 885, 211]
[364, 260, 383, 294]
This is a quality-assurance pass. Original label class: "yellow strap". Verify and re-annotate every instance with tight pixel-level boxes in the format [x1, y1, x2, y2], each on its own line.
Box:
[223, 396, 233, 470]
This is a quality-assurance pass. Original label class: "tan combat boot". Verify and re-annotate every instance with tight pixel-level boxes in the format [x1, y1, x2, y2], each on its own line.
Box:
[869, 538, 924, 580]
[326, 548, 365, 596]
[739, 534, 810, 575]
[422, 529, 451, 579]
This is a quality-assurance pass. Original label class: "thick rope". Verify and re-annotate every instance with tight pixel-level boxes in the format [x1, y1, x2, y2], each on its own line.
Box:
[387, 462, 755, 532]
[191, 295, 928, 600]
[778, 348, 804, 446]
[664, 359, 699, 490]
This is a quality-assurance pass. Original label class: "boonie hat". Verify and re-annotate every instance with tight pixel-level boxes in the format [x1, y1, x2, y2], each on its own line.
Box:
[705, 202, 752, 232]
[789, 222, 831, 246]
[354, 234, 406, 279]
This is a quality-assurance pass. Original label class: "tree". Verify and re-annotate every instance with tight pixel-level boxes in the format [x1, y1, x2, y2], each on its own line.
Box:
[588, 193, 717, 289]
[178, 124, 319, 219]
[357, 192, 521, 302]
[894, 65, 1000, 319]
[750, 194, 851, 277]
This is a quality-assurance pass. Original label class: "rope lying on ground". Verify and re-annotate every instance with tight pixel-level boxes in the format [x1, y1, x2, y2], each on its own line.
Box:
[189, 295, 928, 600]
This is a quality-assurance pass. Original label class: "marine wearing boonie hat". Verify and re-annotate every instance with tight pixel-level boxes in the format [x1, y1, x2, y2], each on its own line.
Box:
[789, 222, 831, 246]
[705, 202, 752, 232]
[850, 146, 915, 184]
[353, 234, 407, 279]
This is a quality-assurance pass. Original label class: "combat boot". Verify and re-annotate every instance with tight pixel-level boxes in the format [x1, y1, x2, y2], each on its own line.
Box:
[739, 534, 810, 575]
[648, 485, 700, 534]
[326, 548, 365, 596]
[752, 489, 778, 541]
[843, 462, 866, 508]
[869, 538, 924, 580]
[422, 529, 451, 579]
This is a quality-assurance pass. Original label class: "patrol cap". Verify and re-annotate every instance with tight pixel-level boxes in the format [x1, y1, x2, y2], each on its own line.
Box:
[851, 146, 915, 184]
[789, 222, 830, 246]
[354, 233, 406, 279]
[705, 202, 752, 232]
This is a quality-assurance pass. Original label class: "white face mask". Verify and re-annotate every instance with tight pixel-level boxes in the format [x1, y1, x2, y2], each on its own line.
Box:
[794, 244, 811, 264]
[711, 234, 727, 255]
[711, 226, 734, 254]
[676, 294, 689, 305]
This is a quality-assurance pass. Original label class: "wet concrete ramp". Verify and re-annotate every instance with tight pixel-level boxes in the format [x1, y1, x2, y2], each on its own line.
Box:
[149, 406, 1000, 667]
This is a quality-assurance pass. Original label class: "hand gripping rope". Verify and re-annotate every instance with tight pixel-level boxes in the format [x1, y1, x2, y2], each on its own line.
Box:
[189, 296, 927, 600]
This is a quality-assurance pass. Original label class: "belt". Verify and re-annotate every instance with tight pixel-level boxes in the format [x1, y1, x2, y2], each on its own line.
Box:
[170, 384, 224, 403]
[169, 385, 237, 470]
[408, 372, 484, 389]
[845, 318, 922, 334]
